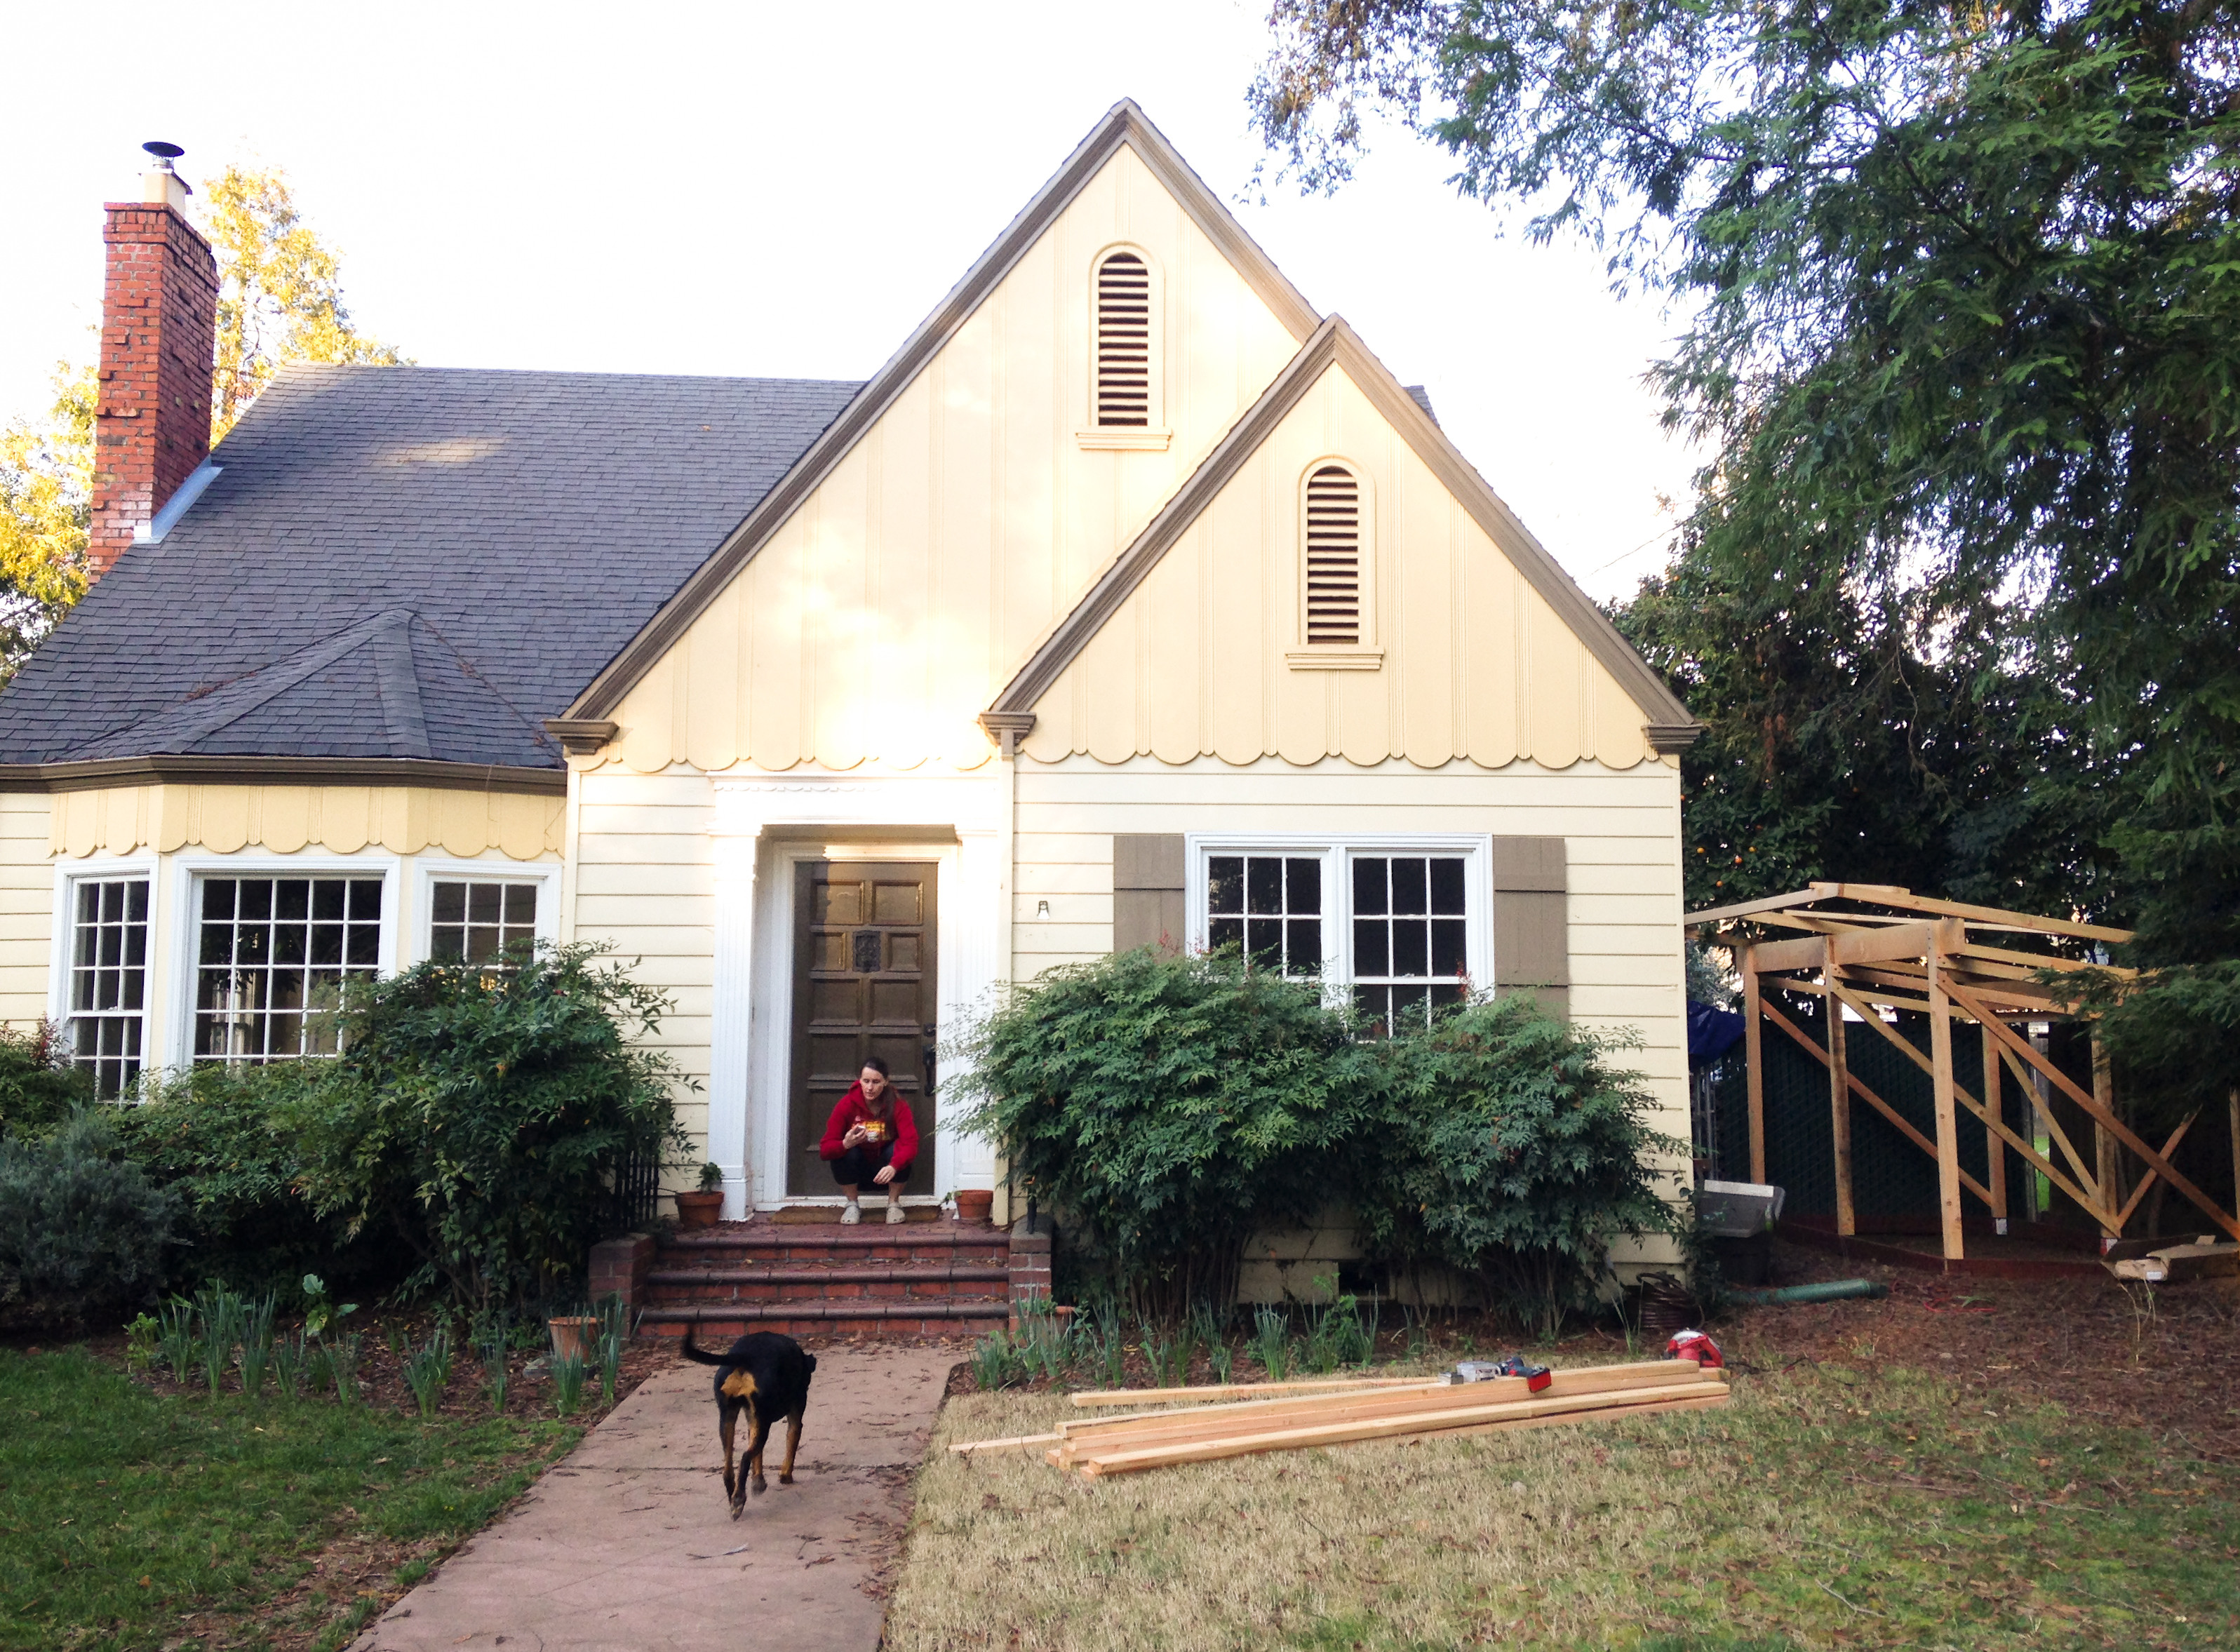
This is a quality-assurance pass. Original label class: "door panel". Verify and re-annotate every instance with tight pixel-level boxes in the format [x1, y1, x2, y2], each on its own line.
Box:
[789, 860, 939, 1197]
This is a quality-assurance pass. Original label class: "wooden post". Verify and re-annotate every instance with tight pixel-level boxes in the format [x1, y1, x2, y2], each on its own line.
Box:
[1981, 1020, 2008, 1234]
[1926, 923, 1966, 1263]
[2093, 1037, 2123, 1245]
[1743, 946, 1766, 1184]
[1824, 946, 1855, 1237]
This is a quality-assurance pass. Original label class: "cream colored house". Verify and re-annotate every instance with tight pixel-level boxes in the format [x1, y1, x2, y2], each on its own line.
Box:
[1, 106, 1696, 1245]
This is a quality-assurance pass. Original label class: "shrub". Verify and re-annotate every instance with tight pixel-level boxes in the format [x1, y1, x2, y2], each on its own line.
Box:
[114, 1063, 354, 1295]
[0, 1023, 95, 1137]
[1355, 995, 1687, 1338]
[286, 941, 694, 1311]
[954, 948, 1378, 1320]
[0, 1109, 176, 1325]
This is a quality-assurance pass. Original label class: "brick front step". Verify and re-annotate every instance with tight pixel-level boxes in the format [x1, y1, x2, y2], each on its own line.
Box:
[660, 1227, 1007, 1265]
[641, 1303, 1005, 1339]
[647, 1265, 1010, 1305]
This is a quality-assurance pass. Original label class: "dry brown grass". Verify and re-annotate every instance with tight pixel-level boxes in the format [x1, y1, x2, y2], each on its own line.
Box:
[886, 1360, 2240, 1651]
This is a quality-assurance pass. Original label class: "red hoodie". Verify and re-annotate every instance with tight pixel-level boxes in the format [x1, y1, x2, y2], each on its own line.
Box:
[817, 1083, 919, 1173]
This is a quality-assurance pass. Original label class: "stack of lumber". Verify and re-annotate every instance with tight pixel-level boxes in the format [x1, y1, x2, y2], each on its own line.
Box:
[952, 1359, 1727, 1479]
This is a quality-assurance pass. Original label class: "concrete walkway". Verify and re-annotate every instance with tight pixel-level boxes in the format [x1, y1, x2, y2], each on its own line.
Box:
[351, 1343, 959, 1652]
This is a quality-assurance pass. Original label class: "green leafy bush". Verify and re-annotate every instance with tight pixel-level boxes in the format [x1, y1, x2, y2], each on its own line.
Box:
[1354, 995, 1687, 1338]
[0, 1023, 95, 1137]
[0, 1109, 175, 1325]
[286, 941, 693, 1311]
[955, 948, 1378, 1319]
[114, 1064, 351, 1294]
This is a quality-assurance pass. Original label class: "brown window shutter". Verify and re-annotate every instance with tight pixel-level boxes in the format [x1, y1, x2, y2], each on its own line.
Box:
[1491, 836, 1569, 1020]
[1113, 833, 1185, 953]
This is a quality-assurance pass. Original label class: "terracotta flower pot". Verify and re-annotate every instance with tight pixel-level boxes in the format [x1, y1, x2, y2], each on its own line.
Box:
[954, 1188, 995, 1225]
[548, 1315, 597, 1361]
[674, 1189, 724, 1231]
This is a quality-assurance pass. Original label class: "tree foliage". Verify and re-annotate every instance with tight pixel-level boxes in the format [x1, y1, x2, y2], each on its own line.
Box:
[1252, 0, 2240, 1115]
[0, 365, 95, 678]
[199, 164, 407, 439]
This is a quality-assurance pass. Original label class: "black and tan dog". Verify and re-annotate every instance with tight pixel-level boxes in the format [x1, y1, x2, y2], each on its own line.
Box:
[680, 1329, 817, 1518]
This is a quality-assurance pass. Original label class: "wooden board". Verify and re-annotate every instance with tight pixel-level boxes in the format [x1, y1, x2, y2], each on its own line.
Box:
[1068, 1374, 1433, 1408]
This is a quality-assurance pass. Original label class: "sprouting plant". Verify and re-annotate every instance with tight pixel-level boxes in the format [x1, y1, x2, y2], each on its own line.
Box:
[237, 1294, 277, 1398]
[157, 1296, 199, 1382]
[472, 1312, 511, 1413]
[1249, 1305, 1292, 1381]
[194, 1284, 246, 1397]
[301, 1273, 358, 1341]
[401, 1323, 454, 1421]
[272, 1328, 307, 1401]
[1207, 1336, 1235, 1385]
[1401, 1305, 1430, 1364]
[972, 1330, 1026, 1391]
[328, 1331, 364, 1406]
[1332, 1293, 1373, 1367]
[1093, 1310, 1127, 1388]
[551, 1348, 588, 1417]
[123, 1312, 160, 1374]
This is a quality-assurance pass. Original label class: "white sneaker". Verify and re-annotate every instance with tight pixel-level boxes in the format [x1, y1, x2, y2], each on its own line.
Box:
[885, 1201, 907, 1225]
[839, 1199, 861, 1225]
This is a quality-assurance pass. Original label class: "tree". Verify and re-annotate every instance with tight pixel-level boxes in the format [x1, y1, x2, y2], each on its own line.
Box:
[199, 164, 406, 439]
[1250, 0, 2240, 1117]
[0, 162, 403, 671]
[0, 365, 95, 677]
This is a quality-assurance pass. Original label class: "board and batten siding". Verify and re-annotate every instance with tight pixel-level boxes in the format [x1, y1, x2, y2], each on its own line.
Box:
[1021, 361, 1661, 771]
[565, 765, 719, 1152]
[593, 141, 1306, 779]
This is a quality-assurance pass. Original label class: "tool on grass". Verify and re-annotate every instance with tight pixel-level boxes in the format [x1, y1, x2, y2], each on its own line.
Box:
[1665, 1330, 1724, 1369]
[1454, 1355, 1552, 1392]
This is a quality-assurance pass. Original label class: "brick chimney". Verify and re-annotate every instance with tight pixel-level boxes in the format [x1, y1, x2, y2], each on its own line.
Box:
[87, 144, 218, 581]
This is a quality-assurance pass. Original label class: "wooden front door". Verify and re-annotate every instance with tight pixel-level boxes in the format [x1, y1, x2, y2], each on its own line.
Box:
[787, 860, 939, 1197]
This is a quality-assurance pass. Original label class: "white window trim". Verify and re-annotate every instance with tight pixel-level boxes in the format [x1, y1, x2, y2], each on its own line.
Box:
[1184, 832, 1494, 998]
[1076, 241, 1171, 450]
[48, 852, 161, 1081]
[163, 852, 402, 1070]
[1287, 456, 1382, 669]
[413, 859, 559, 965]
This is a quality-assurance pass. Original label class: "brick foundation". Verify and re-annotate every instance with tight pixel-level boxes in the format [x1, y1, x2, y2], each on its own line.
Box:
[587, 1233, 656, 1321]
[1007, 1221, 1052, 1328]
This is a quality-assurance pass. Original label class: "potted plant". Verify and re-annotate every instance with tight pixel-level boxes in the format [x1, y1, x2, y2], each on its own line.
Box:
[674, 1162, 725, 1230]
[954, 1188, 995, 1225]
[547, 1310, 598, 1362]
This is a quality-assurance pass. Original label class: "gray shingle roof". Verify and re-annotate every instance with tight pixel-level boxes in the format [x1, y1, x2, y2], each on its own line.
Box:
[0, 364, 862, 768]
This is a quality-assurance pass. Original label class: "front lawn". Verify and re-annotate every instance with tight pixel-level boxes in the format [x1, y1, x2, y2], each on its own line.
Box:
[892, 1359, 2239, 1650]
[1, 1347, 579, 1652]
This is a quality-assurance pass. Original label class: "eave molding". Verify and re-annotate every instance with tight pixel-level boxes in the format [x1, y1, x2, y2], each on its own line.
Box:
[0, 755, 568, 797]
[563, 99, 1321, 725]
[984, 315, 1701, 740]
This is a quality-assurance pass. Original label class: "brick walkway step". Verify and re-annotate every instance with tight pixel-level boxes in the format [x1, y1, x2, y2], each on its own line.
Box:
[641, 1303, 1006, 1339]
[660, 1227, 1008, 1263]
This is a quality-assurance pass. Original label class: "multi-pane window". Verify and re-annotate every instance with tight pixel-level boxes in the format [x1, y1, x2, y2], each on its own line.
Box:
[1351, 856, 1469, 1030]
[1207, 854, 1322, 976]
[430, 880, 538, 964]
[68, 877, 149, 1096]
[194, 876, 383, 1063]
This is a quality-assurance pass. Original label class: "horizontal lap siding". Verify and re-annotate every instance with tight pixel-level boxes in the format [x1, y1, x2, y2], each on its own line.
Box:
[1013, 756, 1687, 1113]
[570, 768, 717, 1147]
[0, 794, 51, 1027]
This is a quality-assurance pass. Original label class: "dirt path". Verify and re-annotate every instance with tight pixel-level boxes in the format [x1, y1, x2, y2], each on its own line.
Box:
[349, 1342, 958, 1652]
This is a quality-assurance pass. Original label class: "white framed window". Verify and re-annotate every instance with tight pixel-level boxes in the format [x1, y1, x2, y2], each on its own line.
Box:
[414, 861, 556, 965]
[191, 872, 386, 1063]
[1188, 834, 1491, 1031]
[61, 872, 152, 1096]
[1077, 244, 1169, 450]
[1287, 459, 1381, 670]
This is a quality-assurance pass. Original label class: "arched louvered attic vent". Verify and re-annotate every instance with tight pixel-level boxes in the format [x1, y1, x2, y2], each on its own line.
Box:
[1094, 252, 1153, 427]
[1303, 464, 1363, 646]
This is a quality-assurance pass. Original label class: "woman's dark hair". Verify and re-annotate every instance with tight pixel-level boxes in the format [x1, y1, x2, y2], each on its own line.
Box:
[861, 1056, 890, 1078]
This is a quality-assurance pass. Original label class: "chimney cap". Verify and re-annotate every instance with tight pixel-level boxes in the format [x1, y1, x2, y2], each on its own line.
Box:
[142, 140, 185, 166]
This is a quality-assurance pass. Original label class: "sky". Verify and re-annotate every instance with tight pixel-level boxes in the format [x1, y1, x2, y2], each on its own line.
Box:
[1, 0, 1700, 603]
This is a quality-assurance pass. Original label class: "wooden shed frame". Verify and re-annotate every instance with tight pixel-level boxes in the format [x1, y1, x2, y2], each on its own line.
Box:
[1689, 882, 2240, 1261]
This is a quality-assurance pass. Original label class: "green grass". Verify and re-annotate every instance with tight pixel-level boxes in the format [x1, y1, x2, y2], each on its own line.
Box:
[1, 1346, 578, 1651]
[892, 1361, 2240, 1650]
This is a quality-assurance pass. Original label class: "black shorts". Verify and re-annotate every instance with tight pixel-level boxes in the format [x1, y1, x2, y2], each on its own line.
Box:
[830, 1143, 908, 1188]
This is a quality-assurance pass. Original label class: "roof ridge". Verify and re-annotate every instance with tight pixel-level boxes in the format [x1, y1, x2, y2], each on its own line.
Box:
[561, 99, 1322, 723]
[982, 316, 1698, 737]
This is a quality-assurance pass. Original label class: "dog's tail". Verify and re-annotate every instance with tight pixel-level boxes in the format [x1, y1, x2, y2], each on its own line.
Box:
[678, 1326, 727, 1367]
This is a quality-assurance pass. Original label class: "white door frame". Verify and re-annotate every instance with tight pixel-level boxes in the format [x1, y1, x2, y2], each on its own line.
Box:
[708, 772, 1002, 1217]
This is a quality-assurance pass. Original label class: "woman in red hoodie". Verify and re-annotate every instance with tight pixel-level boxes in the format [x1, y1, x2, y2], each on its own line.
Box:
[817, 1056, 919, 1225]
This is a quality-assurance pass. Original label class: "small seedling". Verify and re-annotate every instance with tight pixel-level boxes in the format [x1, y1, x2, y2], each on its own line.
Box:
[401, 1324, 454, 1420]
[551, 1348, 589, 1416]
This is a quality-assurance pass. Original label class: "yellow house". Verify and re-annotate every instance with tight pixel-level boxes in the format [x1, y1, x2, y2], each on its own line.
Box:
[1, 107, 1696, 1260]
